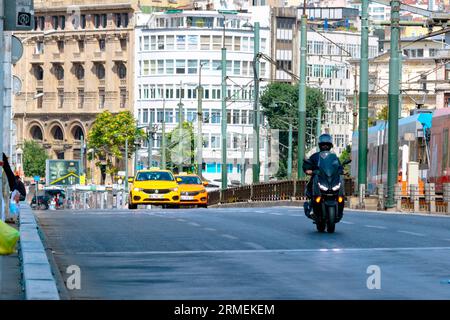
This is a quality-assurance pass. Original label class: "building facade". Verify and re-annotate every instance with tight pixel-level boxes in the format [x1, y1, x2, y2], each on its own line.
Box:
[134, 8, 271, 184]
[13, 0, 136, 182]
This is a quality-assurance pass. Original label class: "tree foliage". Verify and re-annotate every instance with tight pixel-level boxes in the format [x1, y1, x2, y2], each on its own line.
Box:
[164, 121, 197, 173]
[339, 144, 352, 176]
[260, 83, 326, 178]
[23, 140, 48, 178]
[87, 111, 144, 178]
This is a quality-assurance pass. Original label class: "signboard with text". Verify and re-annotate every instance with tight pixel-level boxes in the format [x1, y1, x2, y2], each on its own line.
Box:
[4, 0, 34, 31]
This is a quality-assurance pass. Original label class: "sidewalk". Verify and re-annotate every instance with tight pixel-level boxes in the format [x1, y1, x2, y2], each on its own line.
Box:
[0, 222, 23, 300]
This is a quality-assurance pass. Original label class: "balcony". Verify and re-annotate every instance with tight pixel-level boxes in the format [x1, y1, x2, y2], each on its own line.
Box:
[113, 50, 126, 62]
[36, 80, 44, 88]
[53, 53, 64, 63]
[99, 79, 105, 87]
[31, 53, 44, 64]
[120, 79, 127, 87]
[58, 80, 64, 87]
[72, 52, 85, 63]
[93, 51, 106, 62]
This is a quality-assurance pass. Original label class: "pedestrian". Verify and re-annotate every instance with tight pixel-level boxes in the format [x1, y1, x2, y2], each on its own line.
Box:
[1, 153, 27, 222]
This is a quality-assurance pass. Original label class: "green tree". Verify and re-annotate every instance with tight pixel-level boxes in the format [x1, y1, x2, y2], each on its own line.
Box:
[369, 105, 388, 127]
[260, 83, 326, 178]
[339, 144, 352, 176]
[23, 140, 48, 178]
[164, 121, 196, 173]
[87, 111, 144, 182]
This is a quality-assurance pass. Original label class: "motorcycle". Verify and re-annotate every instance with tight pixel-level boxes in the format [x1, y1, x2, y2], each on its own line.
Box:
[304, 152, 351, 233]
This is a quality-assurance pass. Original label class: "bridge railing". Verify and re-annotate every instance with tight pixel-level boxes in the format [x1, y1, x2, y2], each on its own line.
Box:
[208, 178, 355, 206]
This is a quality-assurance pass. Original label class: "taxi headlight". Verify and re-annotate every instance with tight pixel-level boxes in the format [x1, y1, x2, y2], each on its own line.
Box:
[170, 187, 179, 192]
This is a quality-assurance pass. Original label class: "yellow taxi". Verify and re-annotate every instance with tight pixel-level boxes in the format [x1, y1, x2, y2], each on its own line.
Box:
[175, 173, 209, 208]
[128, 169, 181, 209]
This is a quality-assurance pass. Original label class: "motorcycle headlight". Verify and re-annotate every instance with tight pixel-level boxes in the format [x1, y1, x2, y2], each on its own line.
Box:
[332, 183, 341, 191]
[133, 187, 143, 192]
[318, 182, 328, 191]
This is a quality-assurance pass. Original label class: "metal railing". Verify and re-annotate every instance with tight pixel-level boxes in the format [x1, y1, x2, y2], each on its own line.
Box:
[207, 178, 355, 206]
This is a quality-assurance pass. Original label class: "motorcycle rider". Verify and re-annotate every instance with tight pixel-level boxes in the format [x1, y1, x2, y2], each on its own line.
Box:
[302, 133, 342, 217]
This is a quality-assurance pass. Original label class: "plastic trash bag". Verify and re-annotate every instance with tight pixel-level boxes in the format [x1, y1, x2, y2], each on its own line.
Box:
[0, 220, 20, 255]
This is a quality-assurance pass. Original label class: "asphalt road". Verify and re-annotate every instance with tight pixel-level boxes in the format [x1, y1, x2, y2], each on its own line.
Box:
[35, 207, 450, 300]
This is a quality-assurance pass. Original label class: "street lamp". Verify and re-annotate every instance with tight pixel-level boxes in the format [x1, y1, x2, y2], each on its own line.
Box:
[197, 61, 208, 177]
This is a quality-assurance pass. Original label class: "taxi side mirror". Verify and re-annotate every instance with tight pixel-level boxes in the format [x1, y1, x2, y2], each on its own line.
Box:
[128, 178, 134, 183]
[176, 178, 182, 183]
[202, 181, 209, 186]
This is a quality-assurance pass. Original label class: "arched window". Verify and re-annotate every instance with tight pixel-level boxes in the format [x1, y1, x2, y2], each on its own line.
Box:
[51, 126, 64, 140]
[118, 63, 126, 79]
[54, 65, 64, 80]
[72, 126, 84, 141]
[75, 64, 84, 80]
[30, 126, 43, 141]
[96, 64, 105, 79]
[34, 66, 44, 80]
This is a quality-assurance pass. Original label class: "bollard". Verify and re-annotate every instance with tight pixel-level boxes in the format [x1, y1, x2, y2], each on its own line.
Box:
[107, 192, 113, 210]
[410, 184, 419, 213]
[359, 184, 365, 209]
[377, 184, 385, 210]
[425, 183, 436, 213]
[395, 183, 402, 212]
[443, 183, 450, 215]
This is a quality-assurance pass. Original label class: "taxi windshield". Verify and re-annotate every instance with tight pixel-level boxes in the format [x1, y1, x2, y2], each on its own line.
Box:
[177, 176, 202, 185]
[136, 171, 174, 181]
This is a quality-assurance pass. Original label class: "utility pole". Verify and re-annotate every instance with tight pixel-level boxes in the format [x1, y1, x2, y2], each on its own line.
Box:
[240, 126, 246, 185]
[197, 62, 205, 177]
[288, 123, 293, 180]
[221, 19, 228, 190]
[316, 108, 322, 152]
[358, 0, 369, 202]
[80, 135, 85, 177]
[178, 80, 183, 174]
[147, 127, 153, 169]
[353, 68, 358, 132]
[125, 138, 129, 194]
[161, 99, 166, 169]
[387, 0, 401, 208]
[252, 21, 260, 183]
[298, 1, 307, 180]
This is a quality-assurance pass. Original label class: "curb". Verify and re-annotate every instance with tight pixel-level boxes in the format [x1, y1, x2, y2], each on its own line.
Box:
[210, 200, 304, 208]
[18, 204, 60, 300]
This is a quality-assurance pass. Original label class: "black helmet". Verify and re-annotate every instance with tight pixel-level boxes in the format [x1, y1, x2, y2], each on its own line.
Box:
[318, 133, 333, 151]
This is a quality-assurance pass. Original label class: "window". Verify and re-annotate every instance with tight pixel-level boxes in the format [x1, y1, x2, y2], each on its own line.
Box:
[143, 36, 150, 50]
[211, 135, 220, 148]
[35, 41, 44, 54]
[150, 60, 156, 74]
[187, 109, 197, 122]
[211, 109, 221, 123]
[120, 89, 127, 108]
[101, 14, 107, 28]
[225, 36, 232, 50]
[58, 89, 64, 108]
[212, 36, 221, 50]
[188, 35, 198, 50]
[176, 35, 186, 49]
[143, 60, 149, 75]
[98, 39, 106, 51]
[233, 110, 240, 124]
[158, 35, 164, 50]
[78, 89, 84, 109]
[122, 13, 129, 27]
[78, 40, 84, 52]
[142, 109, 149, 123]
[36, 90, 43, 109]
[166, 60, 174, 74]
[201, 35, 210, 50]
[115, 13, 122, 27]
[241, 110, 248, 124]
[166, 35, 174, 50]
[80, 15, 86, 29]
[227, 110, 232, 124]
[60, 16, 66, 30]
[188, 60, 197, 74]
[54, 65, 64, 80]
[157, 60, 164, 74]
[34, 66, 44, 80]
[99, 89, 105, 108]
[38, 16, 45, 30]
[176, 60, 186, 74]
[118, 63, 127, 79]
[52, 126, 64, 141]
[233, 61, 240, 75]
[52, 16, 59, 29]
[57, 40, 64, 53]
[120, 38, 127, 51]
[203, 109, 210, 123]
[151, 36, 156, 50]
[75, 64, 84, 80]
[96, 64, 105, 79]
[94, 14, 100, 28]
[234, 36, 241, 51]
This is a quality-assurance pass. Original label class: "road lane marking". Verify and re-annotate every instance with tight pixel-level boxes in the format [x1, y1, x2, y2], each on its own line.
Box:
[203, 228, 217, 232]
[220, 234, 239, 240]
[364, 225, 387, 230]
[188, 222, 201, 227]
[176, 219, 187, 222]
[397, 230, 426, 237]
[267, 212, 283, 216]
[341, 221, 355, 225]
[75, 246, 450, 256]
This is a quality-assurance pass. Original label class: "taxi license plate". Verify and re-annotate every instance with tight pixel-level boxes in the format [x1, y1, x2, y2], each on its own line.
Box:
[181, 196, 194, 200]
[150, 194, 165, 199]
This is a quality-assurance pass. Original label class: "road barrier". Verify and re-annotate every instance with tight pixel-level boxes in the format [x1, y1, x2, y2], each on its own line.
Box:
[208, 178, 355, 206]
[62, 189, 127, 210]
[19, 204, 60, 300]
[391, 182, 448, 214]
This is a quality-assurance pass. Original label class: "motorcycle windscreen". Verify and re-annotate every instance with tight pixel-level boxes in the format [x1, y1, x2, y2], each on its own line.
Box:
[318, 151, 341, 178]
